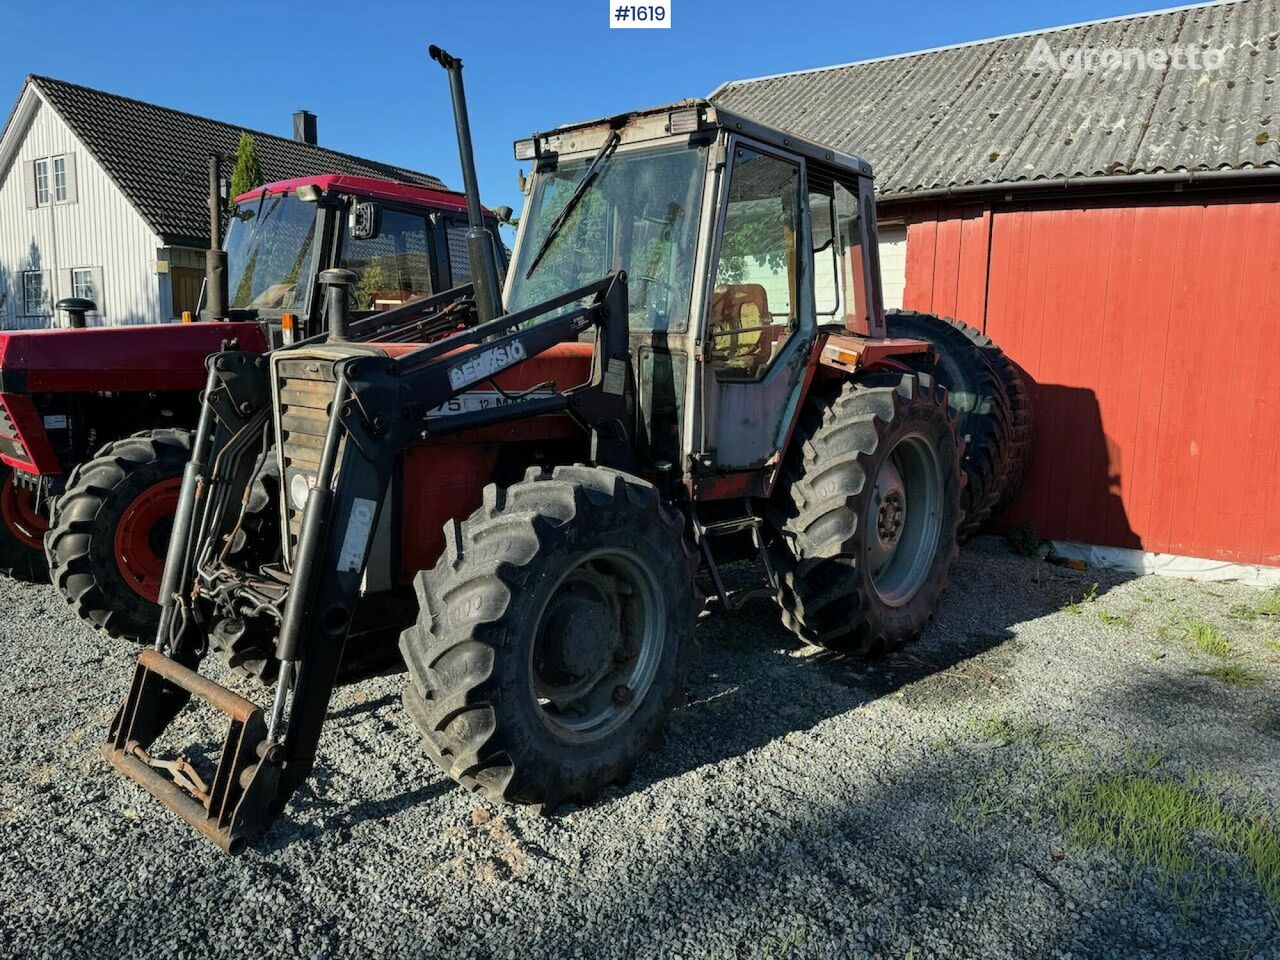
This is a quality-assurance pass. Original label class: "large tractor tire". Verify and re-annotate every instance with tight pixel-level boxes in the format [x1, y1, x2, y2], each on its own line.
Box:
[0, 463, 49, 582]
[886, 310, 1011, 537]
[46, 428, 190, 642]
[983, 339, 1033, 510]
[401, 465, 700, 811]
[770, 372, 962, 654]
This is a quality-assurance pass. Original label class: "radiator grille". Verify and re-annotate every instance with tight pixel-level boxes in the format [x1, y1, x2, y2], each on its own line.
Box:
[274, 356, 343, 553]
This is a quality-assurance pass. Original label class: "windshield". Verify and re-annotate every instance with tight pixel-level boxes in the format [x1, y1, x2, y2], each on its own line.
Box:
[225, 193, 320, 311]
[506, 142, 706, 333]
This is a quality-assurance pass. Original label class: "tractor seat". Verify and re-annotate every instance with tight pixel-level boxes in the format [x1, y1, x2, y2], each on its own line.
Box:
[711, 283, 772, 377]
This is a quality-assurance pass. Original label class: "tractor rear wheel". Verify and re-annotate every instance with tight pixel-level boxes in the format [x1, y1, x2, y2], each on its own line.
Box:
[886, 310, 1011, 538]
[46, 428, 191, 642]
[0, 463, 49, 582]
[770, 373, 962, 654]
[401, 465, 700, 810]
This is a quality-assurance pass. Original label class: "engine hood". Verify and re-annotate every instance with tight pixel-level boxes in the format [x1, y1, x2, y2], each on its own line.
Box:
[0, 321, 269, 394]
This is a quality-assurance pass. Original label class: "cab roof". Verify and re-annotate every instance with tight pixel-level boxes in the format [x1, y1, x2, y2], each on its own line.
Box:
[236, 174, 493, 217]
[519, 99, 873, 180]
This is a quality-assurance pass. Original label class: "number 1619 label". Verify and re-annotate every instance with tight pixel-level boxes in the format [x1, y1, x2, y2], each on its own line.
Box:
[610, 1, 670, 28]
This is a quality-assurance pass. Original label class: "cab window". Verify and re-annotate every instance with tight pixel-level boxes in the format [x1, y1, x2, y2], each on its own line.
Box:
[340, 208, 434, 310]
[809, 179, 869, 332]
[709, 147, 802, 381]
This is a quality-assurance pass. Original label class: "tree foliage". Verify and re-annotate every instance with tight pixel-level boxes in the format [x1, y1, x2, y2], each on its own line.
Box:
[228, 133, 264, 212]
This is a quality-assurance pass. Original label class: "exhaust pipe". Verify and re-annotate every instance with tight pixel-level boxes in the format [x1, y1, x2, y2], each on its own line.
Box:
[429, 45, 502, 324]
[204, 154, 228, 321]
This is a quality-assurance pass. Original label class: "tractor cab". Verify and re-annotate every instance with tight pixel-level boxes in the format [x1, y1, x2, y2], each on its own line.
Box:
[504, 101, 887, 490]
[225, 174, 508, 342]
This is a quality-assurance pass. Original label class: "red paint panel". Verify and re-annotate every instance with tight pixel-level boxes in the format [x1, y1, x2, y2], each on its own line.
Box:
[903, 215, 939, 313]
[0, 321, 269, 393]
[907, 194, 1280, 566]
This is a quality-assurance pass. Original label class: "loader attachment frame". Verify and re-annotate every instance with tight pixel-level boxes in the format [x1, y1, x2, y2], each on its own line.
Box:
[104, 269, 634, 850]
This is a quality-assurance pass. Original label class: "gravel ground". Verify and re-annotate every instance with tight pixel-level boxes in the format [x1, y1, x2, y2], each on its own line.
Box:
[1, 538, 1278, 959]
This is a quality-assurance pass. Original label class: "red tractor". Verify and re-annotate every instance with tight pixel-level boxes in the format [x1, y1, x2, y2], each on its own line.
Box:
[101, 48, 1030, 852]
[0, 172, 505, 643]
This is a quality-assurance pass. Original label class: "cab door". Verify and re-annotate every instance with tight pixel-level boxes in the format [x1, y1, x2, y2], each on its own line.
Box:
[689, 136, 815, 476]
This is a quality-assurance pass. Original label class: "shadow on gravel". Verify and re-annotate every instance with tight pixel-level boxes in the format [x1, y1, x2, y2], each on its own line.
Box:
[619, 546, 1135, 800]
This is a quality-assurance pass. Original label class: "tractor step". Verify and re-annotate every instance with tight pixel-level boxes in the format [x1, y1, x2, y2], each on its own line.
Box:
[103, 649, 283, 854]
[691, 502, 779, 612]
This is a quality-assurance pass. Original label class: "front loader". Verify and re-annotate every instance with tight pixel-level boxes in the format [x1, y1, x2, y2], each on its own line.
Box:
[102, 47, 969, 852]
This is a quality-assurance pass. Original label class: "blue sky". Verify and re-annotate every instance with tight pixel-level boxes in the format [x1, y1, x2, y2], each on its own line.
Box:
[4, 0, 1171, 221]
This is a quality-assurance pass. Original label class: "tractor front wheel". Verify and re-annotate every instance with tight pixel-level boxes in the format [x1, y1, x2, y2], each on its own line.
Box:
[770, 373, 962, 654]
[0, 463, 49, 582]
[401, 465, 700, 810]
[46, 429, 191, 642]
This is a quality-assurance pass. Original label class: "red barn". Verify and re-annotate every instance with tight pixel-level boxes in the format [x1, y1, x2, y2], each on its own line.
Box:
[715, 0, 1280, 567]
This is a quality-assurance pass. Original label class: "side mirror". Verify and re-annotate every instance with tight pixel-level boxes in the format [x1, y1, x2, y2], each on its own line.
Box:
[348, 201, 382, 241]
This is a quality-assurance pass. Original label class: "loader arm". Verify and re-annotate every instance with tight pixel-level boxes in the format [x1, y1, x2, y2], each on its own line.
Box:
[104, 269, 634, 851]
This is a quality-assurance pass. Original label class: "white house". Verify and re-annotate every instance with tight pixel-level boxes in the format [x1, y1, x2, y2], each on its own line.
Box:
[0, 76, 446, 329]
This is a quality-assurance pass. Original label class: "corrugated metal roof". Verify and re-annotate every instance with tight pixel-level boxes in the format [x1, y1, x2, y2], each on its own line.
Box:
[713, 0, 1279, 197]
[14, 76, 447, 245]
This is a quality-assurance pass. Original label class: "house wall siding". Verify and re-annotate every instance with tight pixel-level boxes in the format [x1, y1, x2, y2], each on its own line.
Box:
[898, 193, 1280, 566]
[0, 94, 164, 328]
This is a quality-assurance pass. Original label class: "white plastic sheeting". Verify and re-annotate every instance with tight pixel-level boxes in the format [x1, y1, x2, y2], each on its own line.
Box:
[1050, 540, 1280, 590]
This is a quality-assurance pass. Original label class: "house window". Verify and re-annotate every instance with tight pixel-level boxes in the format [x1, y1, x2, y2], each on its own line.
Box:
[53, 157, 67, 203]
[27, 154, 75, 208]
[71, 268, 95, 301]
[34, 160, 49, 206]
[22, 272, 45, 316]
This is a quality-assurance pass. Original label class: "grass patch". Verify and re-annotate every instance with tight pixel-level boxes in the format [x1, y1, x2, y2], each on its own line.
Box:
[1192, 664, 1263, 688]
[1063, 582, 1099, 615]
[1057, 770, 1280, 910]
[1186, 619, 1231, 659]
[1097, 609, 1132, 629]
[1228, 603, 1260, 624]
[1231, 591, 1280, 625]
[953, 766, 1014, 837]
[1258, 589, 1280, 618]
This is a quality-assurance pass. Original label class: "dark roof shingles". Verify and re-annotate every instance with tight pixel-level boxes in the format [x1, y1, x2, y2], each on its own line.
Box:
[30, 76, 446, 244]
[713, 0, 1280, 197]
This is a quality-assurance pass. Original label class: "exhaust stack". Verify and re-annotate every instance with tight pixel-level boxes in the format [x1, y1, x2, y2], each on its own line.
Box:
[429, 45, 502, 324]
[204, 154, 228, 321]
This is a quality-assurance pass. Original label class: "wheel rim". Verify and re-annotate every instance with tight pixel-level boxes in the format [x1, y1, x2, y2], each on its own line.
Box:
[113, 477, 182, 602]
[865, 431, 944, 607]
[530, 547, 665, 742]
[0, 478, 47, 552]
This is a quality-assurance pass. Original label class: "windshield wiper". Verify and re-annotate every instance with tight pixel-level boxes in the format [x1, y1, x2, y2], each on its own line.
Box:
[523, 131, 621, 280]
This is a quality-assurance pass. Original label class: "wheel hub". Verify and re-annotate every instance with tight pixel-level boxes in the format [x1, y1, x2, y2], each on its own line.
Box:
[0, 479, 47, 552]
[114, 477, 182, 602]
[536, 588, 620, 697]
[864, 433, 945, 608]
[531, 550, 663, 742]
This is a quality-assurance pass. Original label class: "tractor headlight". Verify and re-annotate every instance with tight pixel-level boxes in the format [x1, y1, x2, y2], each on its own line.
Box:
[290, 471, 314, 511]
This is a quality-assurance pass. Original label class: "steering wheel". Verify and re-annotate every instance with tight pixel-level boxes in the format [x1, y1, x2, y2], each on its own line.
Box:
[628, 274, 676, 299]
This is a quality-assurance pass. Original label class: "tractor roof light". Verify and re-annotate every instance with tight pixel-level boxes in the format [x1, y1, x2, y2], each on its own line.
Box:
[668, 106, 701, 135]
[295, 184, 322, 202]
[513, 139, 536, 161]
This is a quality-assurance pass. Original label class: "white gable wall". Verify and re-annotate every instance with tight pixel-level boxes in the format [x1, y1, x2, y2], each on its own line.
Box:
[0, 89, 166, 328]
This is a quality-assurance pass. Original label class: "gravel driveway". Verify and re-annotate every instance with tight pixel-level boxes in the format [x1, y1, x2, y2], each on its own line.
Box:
[1, 539, 1277, 959]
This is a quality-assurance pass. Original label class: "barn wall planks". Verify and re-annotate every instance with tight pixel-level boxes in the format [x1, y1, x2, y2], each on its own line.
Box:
[899, 194, 1280, 566]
